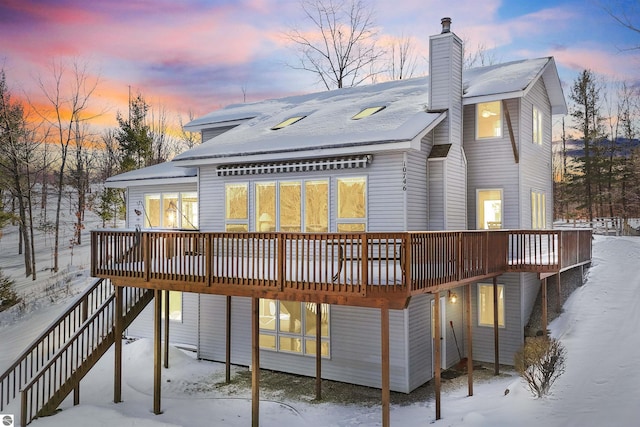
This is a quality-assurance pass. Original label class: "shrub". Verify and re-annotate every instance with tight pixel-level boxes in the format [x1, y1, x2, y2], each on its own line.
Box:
[514, 336, 566, 398]
[0, 269, 20, 311]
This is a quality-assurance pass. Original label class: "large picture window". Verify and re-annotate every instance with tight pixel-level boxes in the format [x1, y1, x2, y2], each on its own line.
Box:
[476, 101, 502, 139]
[477, 189, 502, 230]
[259, 299, 330, 357]
[478, 284, 505, 327]
[143, 192, 198, 229]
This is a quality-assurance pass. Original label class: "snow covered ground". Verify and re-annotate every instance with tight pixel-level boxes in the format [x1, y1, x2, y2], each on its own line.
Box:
[2, 210, 640, 426]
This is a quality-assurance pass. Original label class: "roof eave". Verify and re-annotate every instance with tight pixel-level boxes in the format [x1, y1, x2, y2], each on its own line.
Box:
[105, 175, 198, 189]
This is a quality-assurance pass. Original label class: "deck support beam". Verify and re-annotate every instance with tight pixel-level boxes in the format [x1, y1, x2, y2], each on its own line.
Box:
[465, 283, 473, 396]
[251, 297, 260, 427]
[226, 296, 232, 383]
[164, 290, 170, 369]
[434, 291, 442, 420]
[315, 303, 322, 400]
[381, 304, 390, 427]
[556, 273, 562, 313]
[153, 289, 162, 415]
[114, 286, 123, 403]
[542, 278, 548, 335]
[493, 277, 500, 375]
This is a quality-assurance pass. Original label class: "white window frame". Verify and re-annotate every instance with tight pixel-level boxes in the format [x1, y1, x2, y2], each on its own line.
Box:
[476, 101, 502, 139]
[478, 283, 505, 327]
[142, 191, 198, 230]
[476, 188, 503, 230]
[259, 300, 331, 358]
[531, 190, 546, 229]
[533, 106, 543, 145]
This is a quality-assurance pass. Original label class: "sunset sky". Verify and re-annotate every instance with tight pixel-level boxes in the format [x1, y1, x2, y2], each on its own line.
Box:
[1, 0, 638, 133]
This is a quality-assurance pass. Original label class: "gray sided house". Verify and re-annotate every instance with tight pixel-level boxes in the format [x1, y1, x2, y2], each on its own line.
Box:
[106, 20, 567, 393]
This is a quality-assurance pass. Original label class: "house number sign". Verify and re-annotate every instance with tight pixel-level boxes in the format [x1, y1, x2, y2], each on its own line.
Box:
[402, 160, 407, 191]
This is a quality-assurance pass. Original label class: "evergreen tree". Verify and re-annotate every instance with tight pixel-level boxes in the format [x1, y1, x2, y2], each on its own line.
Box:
[116, 92, 153, 172]
[568, 70, 606, 221]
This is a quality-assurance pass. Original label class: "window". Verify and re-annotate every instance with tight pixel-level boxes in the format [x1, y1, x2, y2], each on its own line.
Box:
[478, 284, 505, 327]
[255, 182, 276, 232]
[352, 106, 386, 120]
[476, 101, 502, 139]
[259, 299, 330, 357]
[143, 192, 198, 229]
[305, 180, 328, 232]
[477, 189, 502, 230]
[271, 116, 306, 130]
[279, 181, 301, 232]
[533, 106, 543, 145]
[531, 191, 546, 229]
[161, 291, 183, 322]
[337, 177, 367, 232]
[225, 183, 248, 232]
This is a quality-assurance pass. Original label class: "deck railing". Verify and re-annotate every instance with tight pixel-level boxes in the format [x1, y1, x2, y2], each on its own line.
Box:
[92, 229, 592, 300]
[0, 278, 112, 413]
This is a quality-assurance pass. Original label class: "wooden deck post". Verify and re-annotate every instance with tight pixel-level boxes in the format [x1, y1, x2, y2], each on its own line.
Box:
[114, 286, 123, 403]
[493, 277, 500, 375]
[164, 290, 170, 369]
[465, 283, 473, 396]
[542, 278, 548, 335]
[434, 291, 442, 420]
[226, 295, 232, 383]
[153, 289, 162, 415]
[381, 304, 390, 427]
[556, 273, 562, 313]
[315, 302, 322, 401]
[251, 297, 260, 427]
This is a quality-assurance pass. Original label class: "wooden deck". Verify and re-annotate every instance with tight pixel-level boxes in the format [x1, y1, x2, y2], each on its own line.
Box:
[91, 229, 592, 309]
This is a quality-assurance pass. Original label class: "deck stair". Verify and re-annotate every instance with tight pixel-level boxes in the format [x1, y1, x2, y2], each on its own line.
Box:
[0, 278, 153, 426]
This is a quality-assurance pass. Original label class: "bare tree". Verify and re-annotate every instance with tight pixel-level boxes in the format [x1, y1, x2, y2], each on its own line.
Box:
[34, 60, 100, 272]
[604, 1, 640, 48]
[463, 39, 500, 69]
[0, 69, 41, 278]
[285, 0, 384, 89]
[386, 34, 419, 80]
[178, 110, 200, 152]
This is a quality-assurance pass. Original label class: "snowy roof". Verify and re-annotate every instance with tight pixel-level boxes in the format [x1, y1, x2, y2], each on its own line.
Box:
[105, 162, 197, 188]
[174, 57, 564, 165]
[176, 77, 443, 163]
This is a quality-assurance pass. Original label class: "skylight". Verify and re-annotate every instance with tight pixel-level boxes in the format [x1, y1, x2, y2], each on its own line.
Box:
[351, 106, 386, 120]
[271, 116, 306, 130]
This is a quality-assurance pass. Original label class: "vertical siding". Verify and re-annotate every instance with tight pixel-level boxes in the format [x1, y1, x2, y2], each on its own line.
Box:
[463, 100, 521, 229]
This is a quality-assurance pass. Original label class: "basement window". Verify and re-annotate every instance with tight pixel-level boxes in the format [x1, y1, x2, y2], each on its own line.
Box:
[271, 116, 306, 130]
[352, 106, 385, 120]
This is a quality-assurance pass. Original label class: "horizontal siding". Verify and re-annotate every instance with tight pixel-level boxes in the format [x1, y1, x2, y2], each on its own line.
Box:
[521, 272, 541, 326]
[408, 294, 431, 390]
[366, 152, 406, 231]
[471, 273, 524, 364]
[520, 78, 553, 228]
[463, 100, 521, 229]
[126, 292, 198, 348]
[406, 148, 429, 231]
[198, 297, 410, 392]
[126, 183, 197, 229]
[428, 160, 444, 230]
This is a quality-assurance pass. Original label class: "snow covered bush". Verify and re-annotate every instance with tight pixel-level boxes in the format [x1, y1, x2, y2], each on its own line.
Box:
[0, 268, 20, 311]
[514, 336, 566, 398]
